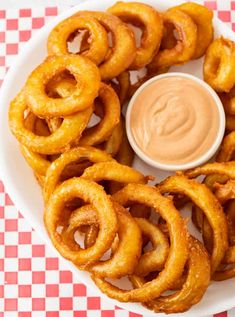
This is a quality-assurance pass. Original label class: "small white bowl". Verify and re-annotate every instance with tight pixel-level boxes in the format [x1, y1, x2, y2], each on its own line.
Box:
[126, 72, 226, 171]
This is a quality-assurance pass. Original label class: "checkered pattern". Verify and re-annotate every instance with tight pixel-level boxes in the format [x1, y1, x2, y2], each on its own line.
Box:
[1, 1, 235, 316]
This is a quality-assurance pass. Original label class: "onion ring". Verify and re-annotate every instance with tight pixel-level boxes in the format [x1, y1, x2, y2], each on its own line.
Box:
[20, 112, 51, 176]
[108, 125, 135, 194]
[148, 9, 197, 71]
[134, 218, 169, 276]
[210, 182, 235, 280]
[110, 71, 130, 105]
[158, 174, 228, 273]
[81, 161, 150, 186]
[108, 2, 163, 69]
[24, 55, 100, 117]
[20, 76, 80, 175]
[47, 15, 109, 65]
[46, 74, 76, 98]
[67, 202, 142, 278]
[115, 122, 134, 166]
[44, 177, 118, 267]
[45, 75, 74, 133]
[186, 161, 235, 179]
[186, 166, 235, 276]
[131, 236, 210, 314]
[172, 2, 213, 59]
[219, 87, 235, 115]
[203, 37, 235, 92]
[75, 11, 136, 80]
[190, 173, 228, 233]
[21, 145, 50, 176]
[102, 119, 124, 157]
[43, 146, 113, 202]
[79, 83, 120, 146]
[9, 90, 93, 155]
[84, 225, 99, 249]
[217, 131, 235, 162]
[160, 22, 176, 50]
[92, 184, 188, 302]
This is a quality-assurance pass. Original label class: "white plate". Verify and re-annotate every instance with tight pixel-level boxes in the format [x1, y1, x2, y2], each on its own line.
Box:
[0, 1, 235, 316]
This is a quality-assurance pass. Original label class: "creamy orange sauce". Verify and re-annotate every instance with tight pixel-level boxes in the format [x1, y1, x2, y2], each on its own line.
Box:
[130, 76, 220, 165]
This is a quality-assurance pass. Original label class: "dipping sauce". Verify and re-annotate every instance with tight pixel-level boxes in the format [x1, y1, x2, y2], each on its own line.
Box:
[130, 76, 220, 165]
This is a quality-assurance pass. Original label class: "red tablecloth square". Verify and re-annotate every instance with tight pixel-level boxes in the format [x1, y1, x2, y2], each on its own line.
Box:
[218, 10, 231, 22]
[19, 9, 32, 18]
[18, 258, 31, 271]
[59, 297, 73, 310]
[5, 272, 18, 284]
[4, 298, 18, 311]
[18, 285, 32, 298]
[32, 298, 45, 311]
[45, 257, 59, 270]
[46, 284, 59, 297]
[32, 245, 45, 257]
[32, 271, 45, 284]
[6, 19, 18, 30]
[87, 297, 101, 310]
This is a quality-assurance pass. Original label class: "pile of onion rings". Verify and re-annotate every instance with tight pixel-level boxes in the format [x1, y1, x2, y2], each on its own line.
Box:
[8, 1, 235, 314]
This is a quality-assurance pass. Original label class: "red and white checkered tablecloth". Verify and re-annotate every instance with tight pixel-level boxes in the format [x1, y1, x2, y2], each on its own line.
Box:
[1, 1, 235, 317]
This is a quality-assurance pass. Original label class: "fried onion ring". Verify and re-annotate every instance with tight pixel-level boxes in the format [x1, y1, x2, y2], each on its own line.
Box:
[43, 146, 113, 202]
[186, 161, 235, 179]
[47, 15, 109, 65]
[203, 37, 235, 92]
[209, 182, 235, 280]
[67, 202, 142, 278]
[190, 172, 228, 234]
[219, 87, 235, 115]
[110, 71, 130, 105]
[148, 9, 197, 71]
[172, 2, 213, 59]
[217, 131, 235, 162]
[108, 2, 163, 69]
[9, 91, 93, 155]
[108, 125, 135, 194]
[158, 174, 228, 273]
[92, 184, 188, 302]
[44, 178, 118, 267]
[21, 145, 50, 176]
[79, 83, 120, 146]
[20, 112, 51, 176]
[24, 55, 100, 117]
[131, 236, 210, 313]
[115, 122, 134, 166]
[84, 225, 99, 249]
[75, 11, 136, 80]
[81, 161, 150, 186]
[134, 218, 169, 276]
[102, 119, 124, 157]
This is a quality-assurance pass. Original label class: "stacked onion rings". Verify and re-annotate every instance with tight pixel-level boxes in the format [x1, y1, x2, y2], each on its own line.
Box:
[8, 1, 235, 314]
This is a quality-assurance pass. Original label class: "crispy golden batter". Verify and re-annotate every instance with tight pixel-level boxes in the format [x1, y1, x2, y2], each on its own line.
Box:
[204, 37, 235, 92]
[108, 2, 163, 69]
[48, 15, 109, 65]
